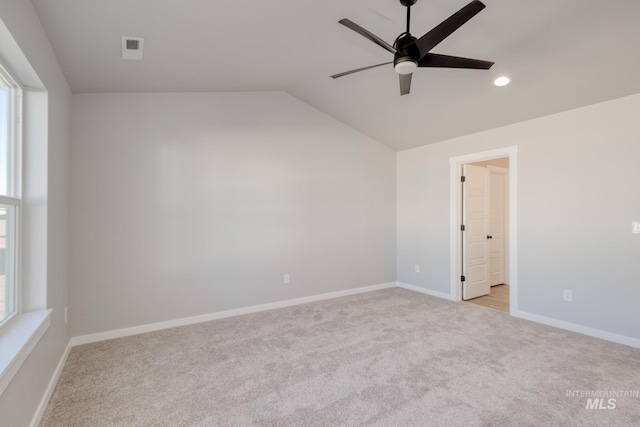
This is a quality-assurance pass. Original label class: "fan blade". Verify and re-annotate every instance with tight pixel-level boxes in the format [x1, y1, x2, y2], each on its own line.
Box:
[399, 73, 412, 96]
[418, 53, 493, 69]
[339, 19, 397, 54]
[413, 0, 486, 59]
[331, 61, 393, 79]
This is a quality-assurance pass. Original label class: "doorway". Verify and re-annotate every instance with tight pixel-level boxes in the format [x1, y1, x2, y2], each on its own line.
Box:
[449, 146, 518, 315]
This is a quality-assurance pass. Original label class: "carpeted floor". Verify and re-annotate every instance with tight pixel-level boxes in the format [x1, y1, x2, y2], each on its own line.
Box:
[41, 288, 640, 426]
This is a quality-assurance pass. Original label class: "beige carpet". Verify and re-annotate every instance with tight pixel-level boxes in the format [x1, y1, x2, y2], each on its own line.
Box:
[42, 288, 640, 426]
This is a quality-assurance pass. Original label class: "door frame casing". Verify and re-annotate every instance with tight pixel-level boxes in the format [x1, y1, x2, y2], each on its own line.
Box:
[449, 146, 518, 314]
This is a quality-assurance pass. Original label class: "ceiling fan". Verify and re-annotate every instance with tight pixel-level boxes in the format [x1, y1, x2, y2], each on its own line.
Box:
[331, 0, 494, 95]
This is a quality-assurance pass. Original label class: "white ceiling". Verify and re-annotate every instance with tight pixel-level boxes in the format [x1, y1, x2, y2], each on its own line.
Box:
[32, 0, 640, 151]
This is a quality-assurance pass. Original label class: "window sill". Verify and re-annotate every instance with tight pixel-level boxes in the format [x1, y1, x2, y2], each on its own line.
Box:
[0, 309, 51, 396]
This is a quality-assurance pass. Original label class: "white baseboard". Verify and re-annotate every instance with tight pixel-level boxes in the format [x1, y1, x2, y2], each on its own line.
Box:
[396, 282, 455, 301]
[512, 309, 640, 349]
[71, 282, 397, 346]
[30, 340, 72, 427]
[33, 282, 639, 427]
[396, 283, 640, 349]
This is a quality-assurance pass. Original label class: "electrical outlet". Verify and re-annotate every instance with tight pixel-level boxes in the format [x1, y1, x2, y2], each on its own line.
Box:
[64, 307, 68, 324]
[414, 264, 420, 273]
[284, 274, 290, 284]
[563, 289, 572, 302]
[632, 221, 640, 234]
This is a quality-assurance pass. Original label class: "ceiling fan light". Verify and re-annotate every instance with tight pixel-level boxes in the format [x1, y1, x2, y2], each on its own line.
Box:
[395, 60, 417, 75]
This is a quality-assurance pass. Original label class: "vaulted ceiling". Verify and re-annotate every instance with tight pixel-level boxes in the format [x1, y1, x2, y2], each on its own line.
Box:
[32, 0, 640, 151]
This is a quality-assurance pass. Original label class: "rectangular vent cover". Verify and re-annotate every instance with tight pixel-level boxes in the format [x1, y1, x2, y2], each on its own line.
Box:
[126, 39, 139, 50]
[122, 37, 144, 60]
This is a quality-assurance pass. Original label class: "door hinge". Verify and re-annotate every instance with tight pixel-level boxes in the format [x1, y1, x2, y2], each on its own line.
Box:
[460, 175, 466, 183]
[461, 275, 466, 282]
[461, 224, 465, 231]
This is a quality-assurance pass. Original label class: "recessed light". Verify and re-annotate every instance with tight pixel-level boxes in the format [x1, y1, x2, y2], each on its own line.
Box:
[494, 76, 510, 87]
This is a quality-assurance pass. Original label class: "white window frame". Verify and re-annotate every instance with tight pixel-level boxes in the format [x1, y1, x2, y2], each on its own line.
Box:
[0, 32, 51, 400]
[0, 62, 23, 331]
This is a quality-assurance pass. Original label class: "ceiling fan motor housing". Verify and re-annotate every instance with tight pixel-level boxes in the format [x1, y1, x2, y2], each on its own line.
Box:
[394, 33, 419, 74]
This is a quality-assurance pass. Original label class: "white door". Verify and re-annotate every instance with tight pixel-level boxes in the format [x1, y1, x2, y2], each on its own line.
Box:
[462, 164, 490, 300]
[488, 167, 508, 286]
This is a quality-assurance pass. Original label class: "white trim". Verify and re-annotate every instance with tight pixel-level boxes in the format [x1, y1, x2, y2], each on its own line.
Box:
[396, 282, 456, 301]
[72, 283, 397, 346]
[0, 60, 23, 332]
[0, 309, 51, 396]
[30, 340, 72, 427]
[448, 147, 517, 165]
[449, 146, 518, 315]
[512, 309, 640, 349]
[396, 284, 640, 349]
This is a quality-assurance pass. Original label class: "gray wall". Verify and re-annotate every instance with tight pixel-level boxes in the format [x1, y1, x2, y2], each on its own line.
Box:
[398, 93, 640, 340]
[0, 0, 71, 425]
[71, 92, 396, 336]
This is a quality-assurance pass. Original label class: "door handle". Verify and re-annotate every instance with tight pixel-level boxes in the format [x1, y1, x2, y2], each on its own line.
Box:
[486, 235, 493, 239]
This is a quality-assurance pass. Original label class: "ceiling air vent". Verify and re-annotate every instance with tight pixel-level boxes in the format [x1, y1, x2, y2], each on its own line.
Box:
[121, 37, 144, 60]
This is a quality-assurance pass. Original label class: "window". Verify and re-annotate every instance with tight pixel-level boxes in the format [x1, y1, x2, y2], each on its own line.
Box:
[0, 64, 21, 328]
[0, 39, 51, 398]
